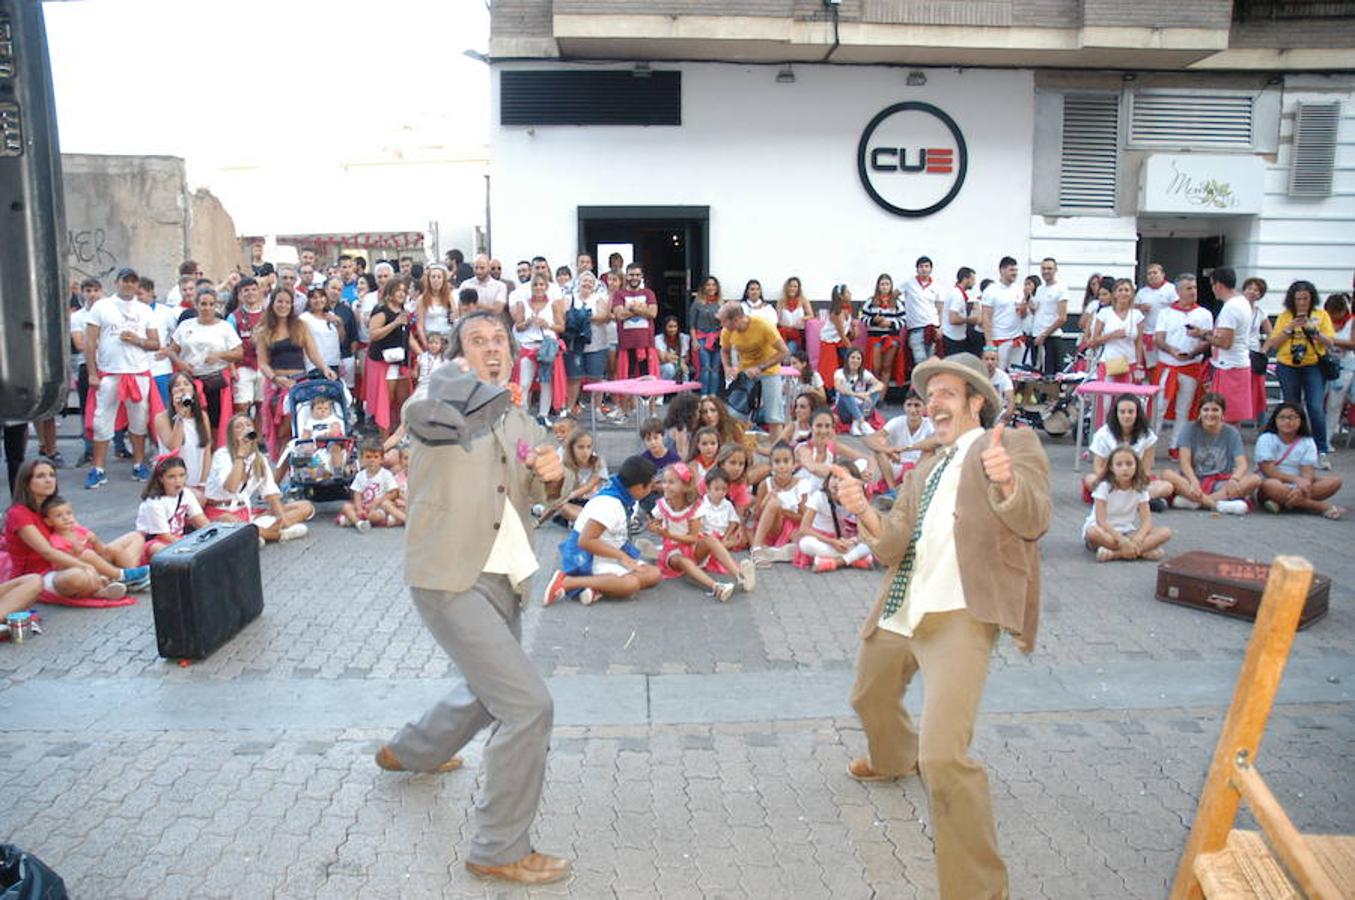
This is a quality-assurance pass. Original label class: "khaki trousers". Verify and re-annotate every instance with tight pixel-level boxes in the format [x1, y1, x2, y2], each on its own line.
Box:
[850, 609, 1007, 900]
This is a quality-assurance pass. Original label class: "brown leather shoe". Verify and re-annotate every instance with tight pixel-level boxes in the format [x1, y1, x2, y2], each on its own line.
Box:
[465, 851, 571, 885]
[374, 745, 463, 774]
[847, 756, 914, 782]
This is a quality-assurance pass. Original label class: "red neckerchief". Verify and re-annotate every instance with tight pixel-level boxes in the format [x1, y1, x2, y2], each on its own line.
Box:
[873, 293, 897, 308]
[1169, 301, 1195, 312]
[1331, 312, 1351, 331]
[916, 276, 932, 289]
[697, 452, 717, 469]
[784, 296, 800, 311]
[957, 284, 969, 301]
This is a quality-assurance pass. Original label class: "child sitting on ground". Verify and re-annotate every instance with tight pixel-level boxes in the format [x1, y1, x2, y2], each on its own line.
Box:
[299, 395, 347, 477]
[866, 393, 937, 492]
[539, 428, 608, 525]
[338, 440, 404, 531]
[795, 407, 872, 491]
[795, 468, 874, 572]
[751, 442, 807, 566]
[647, 462, 753, 602]
[686, 426, 720, 484]
[41, 496, 151, 590]
[1083, 444, 1173, 562]
[543, 455, 661, 606]
[640, 417, 681, 470]
[697, 469, 748, 551]
[136, 456, 209, 559]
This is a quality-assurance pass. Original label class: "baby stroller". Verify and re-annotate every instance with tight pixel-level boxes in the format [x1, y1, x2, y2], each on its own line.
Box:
[1008, 352, 1092, 438]
[282, 373, 357, 502]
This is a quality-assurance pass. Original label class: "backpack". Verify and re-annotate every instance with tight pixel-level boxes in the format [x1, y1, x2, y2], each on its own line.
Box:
[563, 299, 592, 353]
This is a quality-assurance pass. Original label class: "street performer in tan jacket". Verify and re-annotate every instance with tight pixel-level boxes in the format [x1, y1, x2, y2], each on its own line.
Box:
[834, 352, 1052, 900]
[375, 310, 572, 887]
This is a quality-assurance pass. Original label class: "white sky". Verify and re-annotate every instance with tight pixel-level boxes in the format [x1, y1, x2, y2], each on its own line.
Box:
[43, 0, 493, 234]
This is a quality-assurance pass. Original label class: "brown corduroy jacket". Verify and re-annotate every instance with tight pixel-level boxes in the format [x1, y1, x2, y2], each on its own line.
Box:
[861, 426, 1052, 653]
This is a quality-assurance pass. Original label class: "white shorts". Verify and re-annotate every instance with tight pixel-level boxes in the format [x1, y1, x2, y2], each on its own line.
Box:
[592, 556, 630, 577]
[233, 366, 264, 405]
[92, 374, 150, 441]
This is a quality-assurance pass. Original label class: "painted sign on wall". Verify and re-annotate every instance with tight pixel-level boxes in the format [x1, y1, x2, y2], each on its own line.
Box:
[857, 102, 968, 218]
[1138, 154, 1264, 215]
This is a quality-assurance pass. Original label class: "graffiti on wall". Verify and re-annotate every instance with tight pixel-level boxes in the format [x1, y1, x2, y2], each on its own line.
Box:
[66, 227, 120, 282]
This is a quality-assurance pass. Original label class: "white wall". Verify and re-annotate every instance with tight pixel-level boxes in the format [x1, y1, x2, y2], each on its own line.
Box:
[1227, 80, 1355, 310]
[491, 62, 1036, 298]
[1028, 213, 1139, 308]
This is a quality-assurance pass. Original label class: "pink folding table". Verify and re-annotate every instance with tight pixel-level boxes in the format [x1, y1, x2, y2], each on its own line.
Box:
[582, 377, 700, 436]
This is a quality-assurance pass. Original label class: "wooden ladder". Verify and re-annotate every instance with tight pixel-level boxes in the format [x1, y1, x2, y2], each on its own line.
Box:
[1170, 556, 1355, 899]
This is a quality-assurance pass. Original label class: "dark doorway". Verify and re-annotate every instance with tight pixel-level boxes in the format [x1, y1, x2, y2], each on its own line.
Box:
[1136, 232, 1226, 315]
[578, 206, 709, 324]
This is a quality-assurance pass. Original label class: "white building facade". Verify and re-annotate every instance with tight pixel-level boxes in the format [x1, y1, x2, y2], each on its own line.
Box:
[489, 3, 1355, 317]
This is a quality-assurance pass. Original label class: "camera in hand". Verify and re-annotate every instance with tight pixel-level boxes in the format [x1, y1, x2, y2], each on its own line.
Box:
[1291, 341, 1307, 364]
[244, 430, 258, 441]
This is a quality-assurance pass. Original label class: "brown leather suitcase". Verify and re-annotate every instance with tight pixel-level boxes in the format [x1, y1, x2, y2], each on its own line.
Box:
[1155, 551, 1329, 630]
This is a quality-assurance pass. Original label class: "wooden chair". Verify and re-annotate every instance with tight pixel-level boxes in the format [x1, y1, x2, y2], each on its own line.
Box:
[1170, 556, 1355, 899]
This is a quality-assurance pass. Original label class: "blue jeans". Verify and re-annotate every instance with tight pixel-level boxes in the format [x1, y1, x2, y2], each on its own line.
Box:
[1276, 362, 1329, 452]
[836, 391, 880, 424]
[698, 343, 722, 397]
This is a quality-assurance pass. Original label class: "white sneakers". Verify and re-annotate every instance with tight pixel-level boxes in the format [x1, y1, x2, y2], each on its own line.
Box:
[279, 523, 309, 541]
[1215, 499, 1249, 516]
[849, 421, 876, 436]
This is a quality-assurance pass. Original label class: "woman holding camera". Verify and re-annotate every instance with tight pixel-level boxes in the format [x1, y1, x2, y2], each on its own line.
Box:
[152, 372, 213, 497]
[256, 287, 336, 452]
[166, 287, 243, 443]
[1263, 280, 1337, 468]
[203, 413, 312, 542]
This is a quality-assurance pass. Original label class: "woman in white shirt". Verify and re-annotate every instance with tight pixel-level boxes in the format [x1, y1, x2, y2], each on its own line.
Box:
[655, 315, 691, 382]
[776, 276, 813, 354]
[1080, 392, 1172, 504]
[833, 347, 884, 436]
[299, 285, 344, 369]
[166, 288, 243, 434]
[204, 413, 313, 543]
[740, 280, 779, 331]
[1089, 278, 1146, 383]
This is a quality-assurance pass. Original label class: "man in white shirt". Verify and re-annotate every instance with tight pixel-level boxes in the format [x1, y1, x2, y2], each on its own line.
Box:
[980, 256, 1027, 371]
[529, 256, 565, 303]
[1198, 267, 1257, 424]
[137, 277, 183, 406]
[1029, 258, 1068, 376]
[1135, 263, 1179, 370]
[465, 253, 508, 313]
[982, 346, 1016, 423]
[901, 255, 941, 365]
[85, 267, 161, 488]
[1154, 274, 1215, 446]
[940, 267, 980, 357]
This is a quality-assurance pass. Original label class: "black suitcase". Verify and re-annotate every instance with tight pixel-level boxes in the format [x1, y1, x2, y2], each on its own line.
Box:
[150, 523, 263, 660]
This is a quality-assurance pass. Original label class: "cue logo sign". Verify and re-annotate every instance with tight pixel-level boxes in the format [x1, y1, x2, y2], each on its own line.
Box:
[857, 101, 968, 218]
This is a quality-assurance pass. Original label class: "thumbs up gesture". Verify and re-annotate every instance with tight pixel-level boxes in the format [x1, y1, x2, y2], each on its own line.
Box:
[980, 423, 1015, 492]
[829, 465, 870, 516]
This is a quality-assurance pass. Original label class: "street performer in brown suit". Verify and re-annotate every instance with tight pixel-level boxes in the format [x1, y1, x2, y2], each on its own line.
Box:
[834, 352, 1052, 900]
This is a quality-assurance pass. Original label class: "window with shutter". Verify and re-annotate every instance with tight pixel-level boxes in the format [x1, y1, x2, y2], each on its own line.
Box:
[1128, 92, 1255, 150]
[1289, 101, 1340, 198]
[1059, 93, 1120, 213]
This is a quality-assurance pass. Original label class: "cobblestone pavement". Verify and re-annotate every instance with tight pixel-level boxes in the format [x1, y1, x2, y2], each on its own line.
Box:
[1, 415, 1352, 897]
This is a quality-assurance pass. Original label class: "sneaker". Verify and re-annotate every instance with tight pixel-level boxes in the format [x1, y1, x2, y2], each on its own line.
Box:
[712, 582, 735, 603]
[84, 467, 108, 490]
[75, 452, 93, 468]
[849, 421, 864, 436]
[1216, 499, 1249, 516]
[93, 581, 128, 601]
[46, 451, 66, 469]
[738, 559, 757, 592]
[278, 523, 309, 541]
[542, 570, 567, 607]
[113, 445, 133, 460]
[850, 554, 874, 570]
[335, 514, 352, 527]
[130, 463, 150, 482]
[1318, 453, 1332, 470]
[578, 588, 597, 606]
[530, 503, 546, 519]
[765, 544, 797, 563]
[1262, 499, 1281, 515]
[750, 547, 772, 568]
[1170, 496, 1200, 510]
[813, 556, 840, 573]
[120, 565, 150, 584]
[354, 519, 371, 534]
[125, 576, 152, 593]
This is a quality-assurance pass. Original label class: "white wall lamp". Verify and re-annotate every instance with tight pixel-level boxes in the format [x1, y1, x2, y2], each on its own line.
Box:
[776, 65, 796, 84]
[906, 70, 926, 87]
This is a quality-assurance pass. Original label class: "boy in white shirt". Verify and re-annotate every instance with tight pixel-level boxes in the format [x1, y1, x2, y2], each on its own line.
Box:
[338, 442, 402, 531]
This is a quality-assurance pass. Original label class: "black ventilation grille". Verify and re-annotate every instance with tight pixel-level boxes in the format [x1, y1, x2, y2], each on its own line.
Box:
[500, 70, 681, 126]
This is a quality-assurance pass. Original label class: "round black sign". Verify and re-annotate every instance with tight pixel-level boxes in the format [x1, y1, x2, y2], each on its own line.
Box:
[857, 101, 968, 218]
